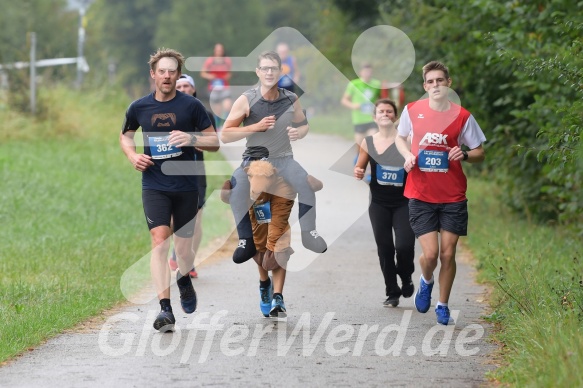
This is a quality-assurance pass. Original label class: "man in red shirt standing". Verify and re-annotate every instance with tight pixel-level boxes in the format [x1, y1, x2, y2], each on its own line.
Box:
[395, 61, 486, 325]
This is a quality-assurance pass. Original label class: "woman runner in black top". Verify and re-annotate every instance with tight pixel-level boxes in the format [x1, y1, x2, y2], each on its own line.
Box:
[354, 99, 415, 307]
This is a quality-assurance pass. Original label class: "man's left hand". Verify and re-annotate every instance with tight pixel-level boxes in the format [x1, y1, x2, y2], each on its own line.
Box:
[448, 146, 465, 161]
[169, 130, 192, 147]
[287, 126, 300, 141]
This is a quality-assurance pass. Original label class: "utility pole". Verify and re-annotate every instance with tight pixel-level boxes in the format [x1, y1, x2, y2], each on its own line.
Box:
[76, 4, 87, 89]
[1, 34, 87, 114]
[30, 32, 36, 115]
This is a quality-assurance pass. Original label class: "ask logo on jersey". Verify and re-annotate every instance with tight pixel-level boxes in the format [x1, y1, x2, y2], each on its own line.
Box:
[419, 132, 448, 146]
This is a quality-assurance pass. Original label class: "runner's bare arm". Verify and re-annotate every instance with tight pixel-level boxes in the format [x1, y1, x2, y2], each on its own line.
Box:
[287, 99, 309, 141]
[466, 144, 485, 163]
[195, 125, 220, 151]
[221, 96, 275, 143]
[341, 91, 359, 110]
[119, 130, 153, 172]
[354, 138, 370, 180]
[395, 134, 416, 172]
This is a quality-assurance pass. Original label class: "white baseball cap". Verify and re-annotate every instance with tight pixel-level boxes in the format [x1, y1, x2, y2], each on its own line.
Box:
[177, 74, 195, 88]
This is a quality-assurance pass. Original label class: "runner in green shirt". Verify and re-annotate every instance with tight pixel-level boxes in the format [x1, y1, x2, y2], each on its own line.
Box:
[341, 63, 382, 160]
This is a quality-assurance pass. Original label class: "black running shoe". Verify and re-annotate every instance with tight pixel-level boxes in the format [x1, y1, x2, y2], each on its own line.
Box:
[301, 230, 327, 253]
[153, 309, 175, 332]
[401, 277, 415, 298]
[177, 272, 197, 314]
[383, 296, 400, 308]
[233, 237, 257, 264]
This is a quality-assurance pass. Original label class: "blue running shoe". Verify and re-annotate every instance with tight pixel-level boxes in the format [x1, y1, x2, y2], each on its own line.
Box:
[259, 278, 273, 317]
[414, 276, 433, 313]
[435, 305, 454, 325]
[269, 294, 287, 318]
[177, 271, 197, 314]
[153, 308, 175, 332]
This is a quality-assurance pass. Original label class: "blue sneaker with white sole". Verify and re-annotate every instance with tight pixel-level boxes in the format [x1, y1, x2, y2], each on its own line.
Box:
[269, 294, 287, 318]
[259, 278, 273, 317]
[414, 276, 433, 313]
[435, 305, 455, 325]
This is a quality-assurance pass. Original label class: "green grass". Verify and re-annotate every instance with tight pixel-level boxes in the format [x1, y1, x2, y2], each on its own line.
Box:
[0, 86, 232, 362]
[308, 111, 354, 140]
[465, 179, 582, 387]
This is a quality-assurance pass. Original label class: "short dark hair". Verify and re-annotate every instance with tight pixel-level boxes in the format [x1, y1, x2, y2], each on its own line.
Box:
[257, 50, 281, 68]
[148, 48, 184, 72]
[422, 61, 449, 82]
[374, 98, 398, 116]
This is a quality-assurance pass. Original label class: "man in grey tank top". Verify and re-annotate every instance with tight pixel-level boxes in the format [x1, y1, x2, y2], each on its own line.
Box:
[221, 51, 327, 264]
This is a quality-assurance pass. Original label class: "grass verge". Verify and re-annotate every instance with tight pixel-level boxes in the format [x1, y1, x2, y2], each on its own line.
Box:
[308, 111, 353, 141]
[466, 178, 582, 386]
[0, 86, 232, 362]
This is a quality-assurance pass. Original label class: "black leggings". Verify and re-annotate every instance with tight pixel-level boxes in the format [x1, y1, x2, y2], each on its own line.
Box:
[368, 201, 415, 298]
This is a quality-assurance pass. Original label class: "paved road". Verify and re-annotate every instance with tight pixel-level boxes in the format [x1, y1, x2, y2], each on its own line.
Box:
[0, 134, 495, 387]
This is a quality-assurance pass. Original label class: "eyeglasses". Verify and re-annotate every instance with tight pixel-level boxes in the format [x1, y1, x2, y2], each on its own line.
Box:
[258, 66, 280, 73]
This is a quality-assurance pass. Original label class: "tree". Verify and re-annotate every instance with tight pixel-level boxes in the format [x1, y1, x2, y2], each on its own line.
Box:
[86, 0, 172, 93]
[374, 0, 582, 231]
[0, 0, 78, 110]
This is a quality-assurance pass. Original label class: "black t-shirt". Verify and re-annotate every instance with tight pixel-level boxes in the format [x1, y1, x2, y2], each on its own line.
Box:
[122, 91, 212, 192]
[366, 136, 409, 207]
[192, 110, 216, 182]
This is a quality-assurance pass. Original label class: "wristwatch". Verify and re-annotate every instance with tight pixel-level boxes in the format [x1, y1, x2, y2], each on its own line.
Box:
[189, 134, 198, 146]
[462, 150, 469, 161]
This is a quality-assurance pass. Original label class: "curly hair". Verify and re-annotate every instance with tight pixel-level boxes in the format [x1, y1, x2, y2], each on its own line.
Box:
[148, 48, 185, 72]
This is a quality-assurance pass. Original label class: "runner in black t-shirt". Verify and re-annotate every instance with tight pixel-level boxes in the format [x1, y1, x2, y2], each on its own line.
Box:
[120, 48, 219, 332]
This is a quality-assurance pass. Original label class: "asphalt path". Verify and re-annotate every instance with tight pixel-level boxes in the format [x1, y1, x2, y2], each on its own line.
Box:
[0, 133, 496, 387]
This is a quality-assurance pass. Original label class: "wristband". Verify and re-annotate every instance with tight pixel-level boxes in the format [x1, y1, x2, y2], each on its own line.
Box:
[292, 118, 308, 128]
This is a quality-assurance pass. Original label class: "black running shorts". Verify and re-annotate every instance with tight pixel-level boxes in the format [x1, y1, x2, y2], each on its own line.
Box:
[142, 190, 199, 238]
[197, 174, 207, 209]
[408, 199, 468, 237]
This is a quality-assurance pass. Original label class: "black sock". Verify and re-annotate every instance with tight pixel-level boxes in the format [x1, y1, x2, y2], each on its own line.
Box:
[259, 278, 271, 289]
[160, 298, 172, 311]
[273, 292, 283, 299]
[233, 237, 256, 264]
[177, 271, 190, 286]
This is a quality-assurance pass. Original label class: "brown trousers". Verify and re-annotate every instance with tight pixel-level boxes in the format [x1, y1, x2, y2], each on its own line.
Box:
[249, 176, 296, 270]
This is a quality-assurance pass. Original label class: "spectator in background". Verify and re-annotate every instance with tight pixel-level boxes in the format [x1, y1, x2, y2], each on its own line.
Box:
[276, 42, 300, 94]
[201, 43, 232, 129]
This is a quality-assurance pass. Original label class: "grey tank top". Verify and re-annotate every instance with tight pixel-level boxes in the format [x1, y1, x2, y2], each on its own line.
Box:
[242, 87, 297, 159]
